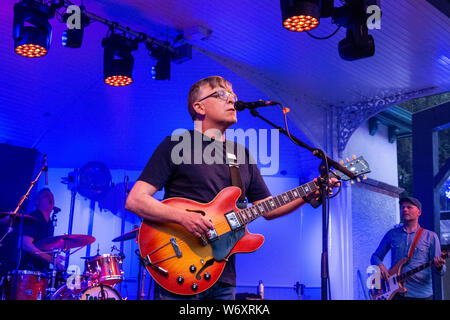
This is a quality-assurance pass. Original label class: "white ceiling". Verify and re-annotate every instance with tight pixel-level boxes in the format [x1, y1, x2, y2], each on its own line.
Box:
[0, 0, 449, 178]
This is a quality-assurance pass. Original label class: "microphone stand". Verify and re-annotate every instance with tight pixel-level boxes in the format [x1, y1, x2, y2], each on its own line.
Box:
[246, 108, 356, 300]
[2, 160, 47, 300]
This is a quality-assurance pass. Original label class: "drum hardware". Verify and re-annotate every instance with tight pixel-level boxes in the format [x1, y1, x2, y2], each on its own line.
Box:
[112, 227, 138, 242]
[0, 155, 49, 300]
[52, 283, 122, 300]
[135, 249, 153, 300]
[34, 234, 96, 300]
[35, 234, 96, 252]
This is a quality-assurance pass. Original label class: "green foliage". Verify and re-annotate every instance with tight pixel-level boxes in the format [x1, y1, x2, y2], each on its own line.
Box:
[396, 92, 450, 197]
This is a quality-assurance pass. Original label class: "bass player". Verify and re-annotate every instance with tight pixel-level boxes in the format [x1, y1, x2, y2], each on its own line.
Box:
[370, 196, 446, 300]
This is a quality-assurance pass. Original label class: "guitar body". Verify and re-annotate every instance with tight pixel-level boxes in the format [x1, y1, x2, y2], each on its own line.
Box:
[370, 257, 409, 300]
[138, 186, 264, 295]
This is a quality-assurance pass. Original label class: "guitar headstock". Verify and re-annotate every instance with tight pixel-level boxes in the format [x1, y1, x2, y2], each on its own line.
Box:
[332, 155, 371, 183]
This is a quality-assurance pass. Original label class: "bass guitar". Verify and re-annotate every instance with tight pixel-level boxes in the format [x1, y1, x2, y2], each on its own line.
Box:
[370, 251, 448, 300]
[139, 156, 370, 295]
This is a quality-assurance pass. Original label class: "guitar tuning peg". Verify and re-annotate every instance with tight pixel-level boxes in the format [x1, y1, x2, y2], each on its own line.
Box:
[363, 175, 368, 180]
[339, 160, 344, 165]
[346, 157, 350, 162]
[350, 180, 355, 184]
[356, 177, 361, 183]
[352, 155, 356, 160]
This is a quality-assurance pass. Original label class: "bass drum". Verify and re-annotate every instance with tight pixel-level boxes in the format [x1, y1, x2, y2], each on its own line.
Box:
[52, 284, 122, 300]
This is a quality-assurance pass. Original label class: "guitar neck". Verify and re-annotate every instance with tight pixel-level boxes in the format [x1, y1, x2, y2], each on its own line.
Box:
[398, 261, 433, 282]
[397, 252, 448, 282]
[235, 181, 319, 225]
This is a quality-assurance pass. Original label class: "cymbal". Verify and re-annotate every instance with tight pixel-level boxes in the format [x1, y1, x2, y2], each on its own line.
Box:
[35, 234, 96, 251]
[0, 212, 38, 222]
[112, 227, 138, 242]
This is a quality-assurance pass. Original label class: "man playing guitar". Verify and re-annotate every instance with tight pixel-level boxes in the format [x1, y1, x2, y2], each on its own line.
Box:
[125, 75, 338, 300]
[370, 197, 446, 300]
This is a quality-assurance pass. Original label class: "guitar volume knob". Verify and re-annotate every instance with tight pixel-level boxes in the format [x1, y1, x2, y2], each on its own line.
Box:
[191, 283, 199, 292]
[203, 272, 211, 281]
[189, 265, 197, 273]
[176, 276, 184, 285]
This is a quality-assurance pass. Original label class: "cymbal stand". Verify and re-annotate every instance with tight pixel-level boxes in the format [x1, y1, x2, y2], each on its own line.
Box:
[47, 249, 60, 300]
[0, 156, 47, 246]
[3, 156, 47, 300]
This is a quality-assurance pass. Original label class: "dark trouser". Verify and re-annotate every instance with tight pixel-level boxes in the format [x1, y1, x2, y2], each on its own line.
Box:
[153, 281, 235, 300]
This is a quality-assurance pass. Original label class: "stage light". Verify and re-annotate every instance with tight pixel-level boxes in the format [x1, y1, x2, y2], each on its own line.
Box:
[335, 1, 375, 61]
[102, 32, 139, 86]
[280, 0, 321, 32]
[338, 28, 375, 61]
[147, 42, 172, 80]
[13, 0, 56, 58]
[62, 6, 90, 48]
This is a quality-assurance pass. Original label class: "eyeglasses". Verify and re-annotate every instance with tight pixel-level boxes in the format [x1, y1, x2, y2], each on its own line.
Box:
[197, 89, 238, 104]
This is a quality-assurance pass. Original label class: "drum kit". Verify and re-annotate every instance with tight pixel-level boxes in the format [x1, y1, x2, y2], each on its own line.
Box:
[2, 227, 141, 301]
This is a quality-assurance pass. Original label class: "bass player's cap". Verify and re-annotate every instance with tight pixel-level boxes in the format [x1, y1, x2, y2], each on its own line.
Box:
[399, 196, 422, 211]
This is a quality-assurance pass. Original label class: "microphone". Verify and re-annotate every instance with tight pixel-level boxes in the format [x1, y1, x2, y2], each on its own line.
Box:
[43, 154, 48, 185]
[53, 207, 61, 213]
[234, 100, 279, 111]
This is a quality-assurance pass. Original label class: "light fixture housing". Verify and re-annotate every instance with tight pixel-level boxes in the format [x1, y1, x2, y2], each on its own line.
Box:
[335, 1, 375, 61]
[13, 0, 55, 58]
[338, 28, 375, 61]
[147, 42, 172, 80]
[102, 33, 138, 86]
[280, 0, 321, 32]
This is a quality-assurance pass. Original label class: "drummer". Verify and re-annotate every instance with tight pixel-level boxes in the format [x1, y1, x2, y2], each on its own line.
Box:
[20, 188, 64, 272]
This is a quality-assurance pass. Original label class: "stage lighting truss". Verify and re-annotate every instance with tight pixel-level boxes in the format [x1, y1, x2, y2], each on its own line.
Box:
[13, 0, 56, 58]
[11, 0, 195, 85]
[102, 32, 139, 87]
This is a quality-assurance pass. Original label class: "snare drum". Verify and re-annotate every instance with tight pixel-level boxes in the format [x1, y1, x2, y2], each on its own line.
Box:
[52, 284, 122, 300]
[85, 254, 123, 286]
[5, 270, 48, 300]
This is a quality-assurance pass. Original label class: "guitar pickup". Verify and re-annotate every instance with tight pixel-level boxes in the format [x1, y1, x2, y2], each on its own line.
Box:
[225, 211, 241, 230]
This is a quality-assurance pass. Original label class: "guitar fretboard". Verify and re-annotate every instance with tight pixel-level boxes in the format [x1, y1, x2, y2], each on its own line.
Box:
[398, 252, 448, 282]
[235, 181, 318, 225]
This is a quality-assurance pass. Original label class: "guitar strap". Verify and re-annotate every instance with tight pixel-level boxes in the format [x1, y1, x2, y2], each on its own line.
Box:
[226, 147, 247, 209]
[407, 227, 424, 259]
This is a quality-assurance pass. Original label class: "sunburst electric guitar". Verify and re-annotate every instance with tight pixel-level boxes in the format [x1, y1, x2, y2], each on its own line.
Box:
[139, 156, 370, 295]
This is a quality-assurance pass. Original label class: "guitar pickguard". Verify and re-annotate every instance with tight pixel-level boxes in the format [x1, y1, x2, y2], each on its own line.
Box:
[210, 227, 246, 261]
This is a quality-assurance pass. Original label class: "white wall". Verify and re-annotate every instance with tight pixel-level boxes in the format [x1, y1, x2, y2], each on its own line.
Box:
[341, 122, 401, 300]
